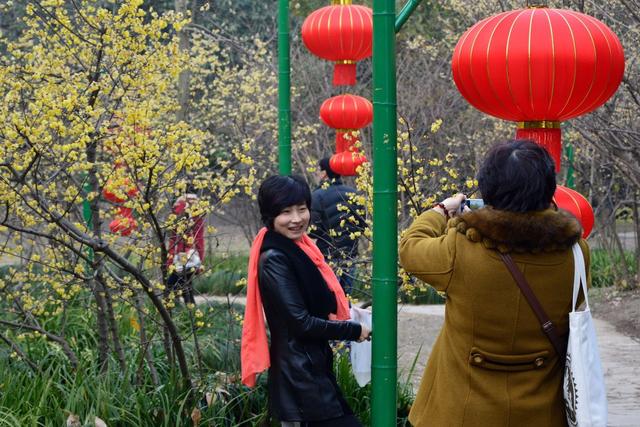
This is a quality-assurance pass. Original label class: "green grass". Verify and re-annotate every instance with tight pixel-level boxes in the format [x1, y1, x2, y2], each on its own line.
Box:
[590, 248, 637, 288]
[0, 291, 415, 426]
[193, 254, 248, 296]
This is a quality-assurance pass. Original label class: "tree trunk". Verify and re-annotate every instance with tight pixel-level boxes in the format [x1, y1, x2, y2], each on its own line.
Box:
[91, 281, 111, 371]
[97, 273, 127, 371]
[135, 290, 160, 386]
[633, 190, 640, 289]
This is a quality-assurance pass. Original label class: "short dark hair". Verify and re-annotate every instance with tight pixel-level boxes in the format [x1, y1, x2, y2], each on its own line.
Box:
[477, 139, 556, 213]
[319, 157, 340, 180]
[258, 175, 311, 228]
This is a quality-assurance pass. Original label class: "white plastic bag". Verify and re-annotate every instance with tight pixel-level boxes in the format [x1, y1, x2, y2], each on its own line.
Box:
[349, 306, 372, 387]
[174, 248, 202, 273]
[563, 244, 607, 427]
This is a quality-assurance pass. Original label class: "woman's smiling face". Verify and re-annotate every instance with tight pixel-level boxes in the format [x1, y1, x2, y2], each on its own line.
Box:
[273, 203, 310, 241]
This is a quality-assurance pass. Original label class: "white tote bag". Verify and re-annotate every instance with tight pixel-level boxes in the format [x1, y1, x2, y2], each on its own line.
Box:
[349, 306, 372, 387]
[563, 244, 607, 427]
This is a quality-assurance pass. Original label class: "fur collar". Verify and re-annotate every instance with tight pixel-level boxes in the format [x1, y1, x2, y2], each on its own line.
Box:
[448, 207, 582, 253]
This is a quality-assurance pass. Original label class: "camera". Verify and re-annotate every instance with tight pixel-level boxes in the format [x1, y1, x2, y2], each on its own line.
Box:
[465, 198, 485, 210]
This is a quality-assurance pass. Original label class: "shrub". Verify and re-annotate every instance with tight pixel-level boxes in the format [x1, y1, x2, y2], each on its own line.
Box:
[193, 254, 248, 296]
[590, 248, 637, 288]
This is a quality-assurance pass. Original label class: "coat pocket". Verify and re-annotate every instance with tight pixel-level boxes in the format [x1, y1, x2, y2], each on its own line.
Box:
[468, 346, 550, 371]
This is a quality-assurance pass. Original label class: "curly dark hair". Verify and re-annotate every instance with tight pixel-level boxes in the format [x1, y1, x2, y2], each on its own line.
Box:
[477, 139, 556, 213]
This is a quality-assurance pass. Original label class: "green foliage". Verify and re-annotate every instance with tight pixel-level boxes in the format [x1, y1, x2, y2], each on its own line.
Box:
[333, 349, 415, 426]
[400, 283, 445, 305]
[193, 254, 248, 296]
[0, 283, 416, 425]
[590, 249, 638, 288]
[0, 294, 269, 426]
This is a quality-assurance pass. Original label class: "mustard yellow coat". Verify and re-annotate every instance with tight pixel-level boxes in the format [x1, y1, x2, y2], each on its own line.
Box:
[399, 208, 589, 427]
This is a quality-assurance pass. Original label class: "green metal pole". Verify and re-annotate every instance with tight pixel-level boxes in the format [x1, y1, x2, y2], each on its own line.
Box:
[565, 143, 575, 189]
[395, 0, 422, 33]
[372, 0, 398, 425]
[278, 0, 292, 175]
[82, 180, 94, 265]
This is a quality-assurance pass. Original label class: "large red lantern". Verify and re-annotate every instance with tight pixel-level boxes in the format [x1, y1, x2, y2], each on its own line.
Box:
[302, 0, 373, 86]
[553, 185, 594, 238]
[320, 94, 371, 176]
[452, 7, 625, 171]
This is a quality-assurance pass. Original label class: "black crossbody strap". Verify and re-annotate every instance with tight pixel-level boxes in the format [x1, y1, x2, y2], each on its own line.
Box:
[500, 253, 567, 359]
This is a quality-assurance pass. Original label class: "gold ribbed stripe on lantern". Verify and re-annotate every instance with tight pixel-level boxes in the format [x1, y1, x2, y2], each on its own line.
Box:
[517, 120, 560, 129]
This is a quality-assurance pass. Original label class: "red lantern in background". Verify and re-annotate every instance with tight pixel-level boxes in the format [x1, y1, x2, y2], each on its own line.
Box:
[109, 207, 137, 236]
[102, 178, 139, 204]
[302, 1, 373, 86]
[320, 94, 372, 152]
[330, 150, 367, 176]
[452, 7, 625, 171]
[553, 185, 594, 238]
[320, 94, 371, 176]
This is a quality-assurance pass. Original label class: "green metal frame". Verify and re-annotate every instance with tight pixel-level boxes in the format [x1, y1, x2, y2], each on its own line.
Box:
[395, 0, 422, 33]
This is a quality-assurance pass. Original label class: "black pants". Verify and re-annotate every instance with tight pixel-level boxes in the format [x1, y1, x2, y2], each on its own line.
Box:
[307, 414, 362, 427]
[281, 414, 362, 427]
[167, 270, 196, 304]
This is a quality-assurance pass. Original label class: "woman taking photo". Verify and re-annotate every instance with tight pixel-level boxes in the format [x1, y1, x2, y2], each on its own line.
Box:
[400, 140, 589, 427]
[242, 175, 370, 427]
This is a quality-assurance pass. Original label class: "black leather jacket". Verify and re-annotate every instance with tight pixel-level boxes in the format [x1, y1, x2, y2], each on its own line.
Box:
[258, 249, 362, 422]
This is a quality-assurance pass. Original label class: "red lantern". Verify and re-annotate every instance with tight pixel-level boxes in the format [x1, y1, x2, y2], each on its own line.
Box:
[109, 207, 137, 236]
[320, 94, 372, 151]
[302, 1, 373, 86]
[553, 185, 594, 238]
[319, 94, 371, 176]
[102, 178, 139, 203]
[330, 150, 367, 176]
[452, 7, 625, 171]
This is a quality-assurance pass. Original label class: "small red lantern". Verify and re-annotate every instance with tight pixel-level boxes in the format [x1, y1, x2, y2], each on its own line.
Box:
[319, 94, 371, 176]
[452, 7, 625, 171]
[302, 1, 373, 86]
[109, 207, 137, 236]
[330, 150, 367, 176]
[553, 185, 594, 238]
[102, 179, 138, 204]
[320, 94, 372, 151]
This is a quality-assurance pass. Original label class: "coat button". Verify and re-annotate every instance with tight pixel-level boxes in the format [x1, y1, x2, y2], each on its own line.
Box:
[471, 354, 483, 364]
[534, 357, 545, 367]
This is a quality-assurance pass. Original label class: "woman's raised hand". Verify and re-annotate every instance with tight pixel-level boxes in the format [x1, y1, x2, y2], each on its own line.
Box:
[357, 324, 372, 342]
[434, 193, 469, 218]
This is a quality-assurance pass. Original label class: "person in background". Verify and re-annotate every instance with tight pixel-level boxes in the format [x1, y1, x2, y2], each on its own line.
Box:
[241, 175, 370, 427]
[399, 139, 589, 427]
[310, 157, 366, 294]
[166, 191, 205, 305]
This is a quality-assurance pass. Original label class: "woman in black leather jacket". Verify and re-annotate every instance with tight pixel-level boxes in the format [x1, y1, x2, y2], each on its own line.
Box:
[241, 175, 370, 427]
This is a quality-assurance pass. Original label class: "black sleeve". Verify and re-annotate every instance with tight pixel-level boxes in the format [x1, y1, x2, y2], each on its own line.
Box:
[259, 250, 361, 341]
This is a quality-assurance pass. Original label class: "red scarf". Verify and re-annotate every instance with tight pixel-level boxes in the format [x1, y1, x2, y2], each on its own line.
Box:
[241, 227, 350, 387]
